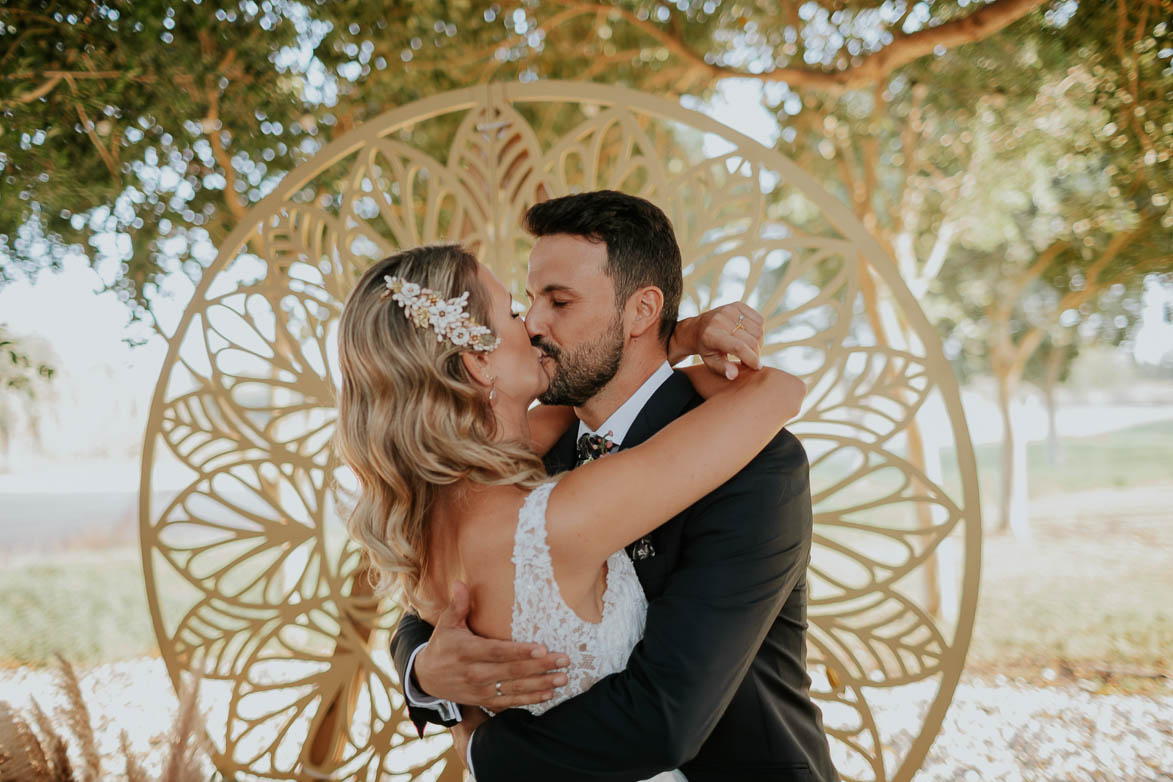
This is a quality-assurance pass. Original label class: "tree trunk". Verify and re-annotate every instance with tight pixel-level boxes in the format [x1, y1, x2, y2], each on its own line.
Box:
[995, 368, 1032, 539]
[1009, 395, 1032, 540]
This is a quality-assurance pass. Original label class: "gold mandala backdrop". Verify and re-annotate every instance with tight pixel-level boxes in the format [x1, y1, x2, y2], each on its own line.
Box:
[140, 82, 981, 782]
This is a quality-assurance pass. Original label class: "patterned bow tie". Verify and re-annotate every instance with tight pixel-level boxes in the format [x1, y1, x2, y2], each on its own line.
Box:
[576, 431, 618, 465]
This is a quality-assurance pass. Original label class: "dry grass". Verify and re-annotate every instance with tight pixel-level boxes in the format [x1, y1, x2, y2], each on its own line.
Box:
[0, 658, 207, 782]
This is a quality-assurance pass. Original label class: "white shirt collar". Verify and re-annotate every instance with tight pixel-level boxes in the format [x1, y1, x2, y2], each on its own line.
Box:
[576, 361, 674, 446]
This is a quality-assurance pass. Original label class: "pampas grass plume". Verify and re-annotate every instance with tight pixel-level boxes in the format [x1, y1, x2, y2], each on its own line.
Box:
[53, 655, 99, 782]
[1, 657, 209, 782]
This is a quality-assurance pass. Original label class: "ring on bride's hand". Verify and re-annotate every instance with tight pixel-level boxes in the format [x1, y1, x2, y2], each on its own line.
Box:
[495, 680, 503, 697]
[731, 314, 746, 335]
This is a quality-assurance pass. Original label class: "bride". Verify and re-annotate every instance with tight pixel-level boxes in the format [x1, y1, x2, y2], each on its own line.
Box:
[334, 244, 805, 779]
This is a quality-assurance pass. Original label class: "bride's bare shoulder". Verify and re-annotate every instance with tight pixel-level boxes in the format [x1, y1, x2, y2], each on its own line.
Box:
[418, 483, 526, 606]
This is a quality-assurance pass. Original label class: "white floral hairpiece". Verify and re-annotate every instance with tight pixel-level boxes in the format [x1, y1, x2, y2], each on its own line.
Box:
[381, 275, 500, 352]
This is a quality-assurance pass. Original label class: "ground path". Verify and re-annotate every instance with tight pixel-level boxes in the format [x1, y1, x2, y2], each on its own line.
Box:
[2, 658, 1170, 781]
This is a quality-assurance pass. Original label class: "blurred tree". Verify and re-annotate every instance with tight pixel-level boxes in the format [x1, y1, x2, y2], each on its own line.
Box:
[2, 0, 1169, 536]
[0, 323, 56, 470]
[923, 3, 1173, 534]
[753, 0, 1171, 537]
[0, 323, 54, 392]
[0, 0, 1050, 317]
[0, 0, 325, 316]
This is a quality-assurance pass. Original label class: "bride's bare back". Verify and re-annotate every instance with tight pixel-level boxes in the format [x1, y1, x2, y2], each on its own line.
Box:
[417, 481, 610, 639]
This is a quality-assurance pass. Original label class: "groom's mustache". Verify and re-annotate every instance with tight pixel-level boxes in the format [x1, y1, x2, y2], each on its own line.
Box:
[531, 336, 561, 362]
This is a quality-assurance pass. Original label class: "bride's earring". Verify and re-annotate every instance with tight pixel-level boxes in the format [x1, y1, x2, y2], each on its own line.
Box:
[488, 376, 498, 405]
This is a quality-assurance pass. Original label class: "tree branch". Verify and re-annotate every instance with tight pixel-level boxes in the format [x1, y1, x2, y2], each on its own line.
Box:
[205, 90, 248, 221]
[558, 0, 1048, 90]
[987, 239, 1068, 325]
[895, 0, 917, 33]
[1, 74, 63, 107]
[1009, 229, 1161, 377]
[858, 84, 885, 229]
[63, 74, 119, 180]
[1116, 0, 1156, 158]
[1, 69, 155, 82]
[1009, 239, 1068, 301]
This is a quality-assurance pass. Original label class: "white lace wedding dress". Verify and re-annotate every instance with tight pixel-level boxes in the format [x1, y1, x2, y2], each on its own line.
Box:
[506, 479, 687, 782]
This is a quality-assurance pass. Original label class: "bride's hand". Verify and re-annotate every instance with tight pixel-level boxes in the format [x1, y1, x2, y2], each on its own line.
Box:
[669, 302, 764, 379]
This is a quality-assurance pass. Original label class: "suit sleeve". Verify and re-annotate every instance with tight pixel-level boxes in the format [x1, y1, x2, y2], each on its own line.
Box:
[471, 430, 812, 781]
[390, 611, 459, 735]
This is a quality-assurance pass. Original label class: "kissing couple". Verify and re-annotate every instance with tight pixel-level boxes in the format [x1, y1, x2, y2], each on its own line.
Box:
[335, 190, 837, 781]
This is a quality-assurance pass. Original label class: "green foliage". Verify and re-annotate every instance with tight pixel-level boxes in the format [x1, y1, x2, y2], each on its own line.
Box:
[0, 0, 319, 315]
[770, 2, 1173, 385]
[0, 325, 55, 394]
[1, 0, 1168, 389]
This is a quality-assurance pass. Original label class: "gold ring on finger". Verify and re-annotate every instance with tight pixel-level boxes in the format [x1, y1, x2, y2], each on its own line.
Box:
[731, 317, 745, 335]
[495, 680, 503, 697]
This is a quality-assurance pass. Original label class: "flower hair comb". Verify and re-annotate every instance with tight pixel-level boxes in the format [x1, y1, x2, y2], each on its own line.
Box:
[381, 275, 500, 352]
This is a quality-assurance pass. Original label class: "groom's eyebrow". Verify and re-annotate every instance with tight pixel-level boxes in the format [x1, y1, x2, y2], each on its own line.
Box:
[534, 284, 576, 297]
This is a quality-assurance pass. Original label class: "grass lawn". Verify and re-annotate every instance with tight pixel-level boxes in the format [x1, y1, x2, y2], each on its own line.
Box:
[2, 421, 1170, 695]
[957, 420, 1173, 692]
[0, 547, 167, 667]
[942, 417, 1173, 501]
[965, 489, 1173, 691]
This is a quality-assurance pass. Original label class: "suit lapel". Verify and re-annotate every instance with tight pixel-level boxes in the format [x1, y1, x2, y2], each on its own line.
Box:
[543, 422, 580, 475]
[615, 370, 701, 565]
[619, 369, 700, 452]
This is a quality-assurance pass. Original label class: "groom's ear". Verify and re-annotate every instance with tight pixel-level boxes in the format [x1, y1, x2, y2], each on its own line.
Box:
[625, 285, 664, 339]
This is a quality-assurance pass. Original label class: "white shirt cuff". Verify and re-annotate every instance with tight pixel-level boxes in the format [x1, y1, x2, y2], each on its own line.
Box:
[467, 728, 477, 777]
[404, 643, 462, 723]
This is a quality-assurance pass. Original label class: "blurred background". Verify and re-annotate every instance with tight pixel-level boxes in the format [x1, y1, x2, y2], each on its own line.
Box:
[1, 1, 1170, 780]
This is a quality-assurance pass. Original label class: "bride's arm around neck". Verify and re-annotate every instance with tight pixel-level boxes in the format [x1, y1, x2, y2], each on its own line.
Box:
[527, 404, 576, 456]
[545, 365, 805, 570]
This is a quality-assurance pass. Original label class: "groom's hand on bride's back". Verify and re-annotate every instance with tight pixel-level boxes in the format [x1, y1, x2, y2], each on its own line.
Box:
[414, 581, 570, 709]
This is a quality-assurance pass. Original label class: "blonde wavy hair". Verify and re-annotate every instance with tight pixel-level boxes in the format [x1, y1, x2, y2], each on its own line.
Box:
[334, 245, 547, 613]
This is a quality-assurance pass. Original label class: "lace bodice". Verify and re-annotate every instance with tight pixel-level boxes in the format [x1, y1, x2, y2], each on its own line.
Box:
[510, 479, 647, 716]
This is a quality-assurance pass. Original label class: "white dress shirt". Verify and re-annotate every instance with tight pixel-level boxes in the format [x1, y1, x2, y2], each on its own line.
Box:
[403, 361, 676, 773]
[576, 360, 674, 447]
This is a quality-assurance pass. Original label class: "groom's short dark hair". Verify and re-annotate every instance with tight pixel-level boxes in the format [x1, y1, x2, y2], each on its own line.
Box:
[524, 190, 683, 345]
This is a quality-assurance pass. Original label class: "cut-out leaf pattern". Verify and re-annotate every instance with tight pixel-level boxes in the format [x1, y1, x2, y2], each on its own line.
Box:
[796, 348, 933, 445]
[141, 84, 978, 782]
[809, 589, 948, 688]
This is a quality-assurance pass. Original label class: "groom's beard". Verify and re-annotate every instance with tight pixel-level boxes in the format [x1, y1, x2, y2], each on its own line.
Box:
[533, 316, 624, 407]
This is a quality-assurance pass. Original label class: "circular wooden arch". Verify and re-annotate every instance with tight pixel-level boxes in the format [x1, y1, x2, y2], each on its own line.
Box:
[140, 81, 981, 782]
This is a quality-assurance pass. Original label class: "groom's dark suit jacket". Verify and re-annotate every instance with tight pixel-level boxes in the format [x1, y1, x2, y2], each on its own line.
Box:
[391, 370, 837, 781]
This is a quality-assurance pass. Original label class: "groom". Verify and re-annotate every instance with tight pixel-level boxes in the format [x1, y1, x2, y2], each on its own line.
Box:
[391, 190, 837, 781]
